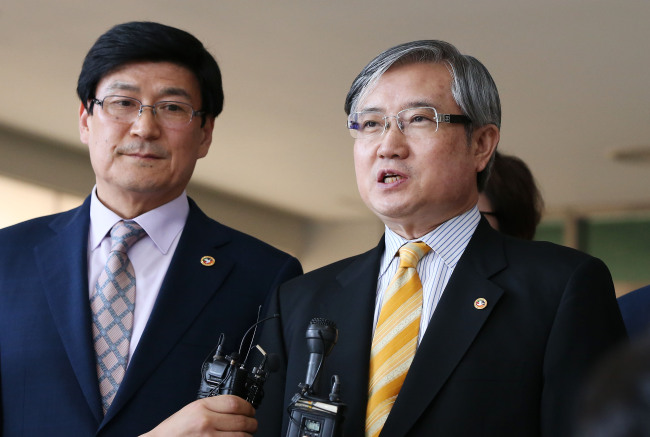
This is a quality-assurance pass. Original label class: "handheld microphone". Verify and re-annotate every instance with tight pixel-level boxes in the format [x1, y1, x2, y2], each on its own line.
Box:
[304, 318, 338, 393]
[286, 318, 345, 437]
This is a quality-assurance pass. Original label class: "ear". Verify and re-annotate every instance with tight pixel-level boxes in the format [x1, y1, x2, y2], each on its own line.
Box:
[79, 102, 90, 145]
[472, 124, 500, 172]
[196, 116, 215, 159]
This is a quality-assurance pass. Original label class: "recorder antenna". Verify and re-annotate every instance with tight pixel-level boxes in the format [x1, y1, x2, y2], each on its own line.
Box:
[239, 309, 280, 363]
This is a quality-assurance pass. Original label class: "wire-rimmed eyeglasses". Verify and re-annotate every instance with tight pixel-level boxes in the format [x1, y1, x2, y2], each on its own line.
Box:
[347, 106, 471, 140]
[91, 95, 204, 128]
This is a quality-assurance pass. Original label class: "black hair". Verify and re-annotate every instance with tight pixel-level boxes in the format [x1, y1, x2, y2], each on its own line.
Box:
[77, 21, 223, 125]
[481, 151, 544, 240]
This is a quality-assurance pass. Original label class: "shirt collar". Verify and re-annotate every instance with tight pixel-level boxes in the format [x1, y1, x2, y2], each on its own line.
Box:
[379, 206, 481, 276]
[89, 187, 190, 254]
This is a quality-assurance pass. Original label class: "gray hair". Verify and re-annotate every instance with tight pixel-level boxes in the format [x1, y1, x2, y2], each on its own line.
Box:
[344, 40, 501, 190]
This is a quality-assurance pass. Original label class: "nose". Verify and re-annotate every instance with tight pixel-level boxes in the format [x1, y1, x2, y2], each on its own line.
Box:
[384, 115, 405, 135]
[137, 104, 157, 117]
[130, 105, 161, 139]
[376, 118, 409, 159]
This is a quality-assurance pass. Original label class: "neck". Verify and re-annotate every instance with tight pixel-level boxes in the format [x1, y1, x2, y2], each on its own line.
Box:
[383, 205, 477, 240]
[95, 188, 179, 219]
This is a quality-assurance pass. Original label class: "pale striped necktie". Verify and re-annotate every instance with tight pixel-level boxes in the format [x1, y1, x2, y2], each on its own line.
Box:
[366, 241, 431, 437]
[90, 220, 146, 414]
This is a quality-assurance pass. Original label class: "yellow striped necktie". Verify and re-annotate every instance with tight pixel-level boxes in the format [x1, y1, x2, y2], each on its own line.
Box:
[366, 241, 431, 437]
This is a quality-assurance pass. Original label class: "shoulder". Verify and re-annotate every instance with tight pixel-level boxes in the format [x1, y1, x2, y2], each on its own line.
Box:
[0, 206, 88, 280]
[471, 212, 605, 271]
[286, 255, 361, 283]
[0, 206, 84, 246]
[503, 238, 612, 292]
[287, 243, 379, 282]
[278, 243, 382, 301]
[186, 198, 301, 268]
[618, 285, 650, 337]
[471, 219, 608, 279]
[510, 237, 602, 266]
[619, 284, 650, 305]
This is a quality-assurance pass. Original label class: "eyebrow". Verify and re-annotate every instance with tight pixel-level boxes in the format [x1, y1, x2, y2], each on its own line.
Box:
[103, 82, 194, 102]
[405, 100, 436, 109]
[357, 100, 437, 113]
[105, 82, 139, 94]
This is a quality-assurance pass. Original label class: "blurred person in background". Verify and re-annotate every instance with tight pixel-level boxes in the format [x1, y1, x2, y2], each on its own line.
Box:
[618, 284, 650, 338]
[478, 150, 544, 240]
[575, 332, 650, 437]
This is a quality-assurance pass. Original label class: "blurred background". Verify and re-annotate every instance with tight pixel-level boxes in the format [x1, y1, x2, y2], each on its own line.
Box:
[1, 0, 649, 294]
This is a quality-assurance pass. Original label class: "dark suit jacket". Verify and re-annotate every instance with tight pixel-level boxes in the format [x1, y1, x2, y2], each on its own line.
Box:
[257, 219, 626, 437]
[618, 284, 650, 338]
[0, 196, 302, 436]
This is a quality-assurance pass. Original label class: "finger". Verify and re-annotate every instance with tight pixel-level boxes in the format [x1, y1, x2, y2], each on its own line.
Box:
[201, 395, 256, 417]
[211, 413, 258, 434]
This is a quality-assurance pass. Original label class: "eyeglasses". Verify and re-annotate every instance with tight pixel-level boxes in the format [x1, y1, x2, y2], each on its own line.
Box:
[91, 95, 204, 128]
[347, 106, 471, 140]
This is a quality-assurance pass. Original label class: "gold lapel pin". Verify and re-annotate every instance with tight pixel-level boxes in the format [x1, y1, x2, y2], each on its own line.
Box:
[474, 298, 487, 310]
[200, 256, 216, 267]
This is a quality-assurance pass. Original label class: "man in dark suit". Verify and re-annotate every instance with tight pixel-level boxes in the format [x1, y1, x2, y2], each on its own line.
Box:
[618, 284, 650, 338]
[256, 40, 625, 436]
[0, 22, 301, 436]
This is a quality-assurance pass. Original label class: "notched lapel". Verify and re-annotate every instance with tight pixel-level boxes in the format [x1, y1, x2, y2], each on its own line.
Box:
[35, 200, 104, 423]
[328, 242, 384, 434]
[104, 207, 235, 424]
[381, 221, 507, 436]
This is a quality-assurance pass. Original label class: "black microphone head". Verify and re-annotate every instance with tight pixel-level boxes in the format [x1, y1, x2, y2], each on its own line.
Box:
[306, 317, 338, 357]
[309, 317, 336, 328]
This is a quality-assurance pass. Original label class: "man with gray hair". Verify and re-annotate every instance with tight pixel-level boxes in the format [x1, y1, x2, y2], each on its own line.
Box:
[256, 40, 626, 436]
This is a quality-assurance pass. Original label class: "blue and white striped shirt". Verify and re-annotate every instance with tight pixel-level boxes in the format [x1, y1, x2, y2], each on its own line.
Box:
[374, 206, 481, 343]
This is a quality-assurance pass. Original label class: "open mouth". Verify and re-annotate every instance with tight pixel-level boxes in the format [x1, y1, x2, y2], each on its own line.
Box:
[382, 174, 403, 183]
[379, 170, 406, 184]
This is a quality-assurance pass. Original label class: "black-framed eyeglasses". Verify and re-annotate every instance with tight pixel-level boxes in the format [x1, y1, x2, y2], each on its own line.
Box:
[347, 106, 471, 140]
[91, 95, 204, 128]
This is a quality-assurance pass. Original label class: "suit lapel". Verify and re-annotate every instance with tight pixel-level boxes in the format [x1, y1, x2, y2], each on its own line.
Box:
[103, 202, 235, 423]
[381, 220, 507, 436]
[328, 241, 384, 434]
[35, 198, 104, 423]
